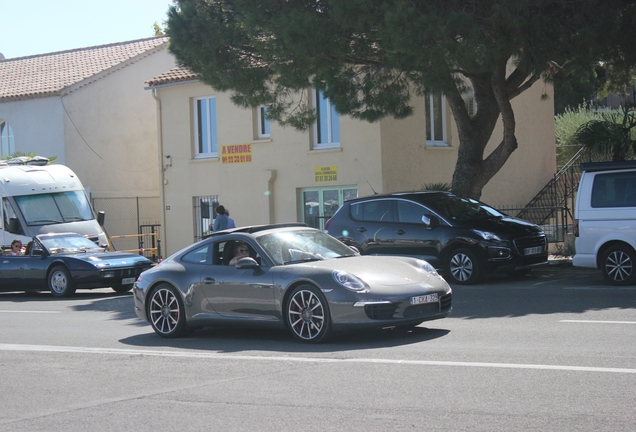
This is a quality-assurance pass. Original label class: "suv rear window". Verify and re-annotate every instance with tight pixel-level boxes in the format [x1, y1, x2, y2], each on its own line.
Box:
[350, 200, 394, 222]
[591, 171, 636, 208]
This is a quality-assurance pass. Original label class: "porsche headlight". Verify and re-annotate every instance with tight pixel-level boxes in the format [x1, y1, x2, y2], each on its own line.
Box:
[473, 229, 503, 241]
[332, 270, 367, 292]
[416, 259, 441, 277]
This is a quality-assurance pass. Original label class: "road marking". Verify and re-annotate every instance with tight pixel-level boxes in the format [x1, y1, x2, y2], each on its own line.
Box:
[0, 343, 635, 374]
[560, 320, 636, 324]
[0, 310, 60, 314]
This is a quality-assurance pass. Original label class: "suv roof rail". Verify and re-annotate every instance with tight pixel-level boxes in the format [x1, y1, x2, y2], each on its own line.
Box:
[580, 160, 636, 172]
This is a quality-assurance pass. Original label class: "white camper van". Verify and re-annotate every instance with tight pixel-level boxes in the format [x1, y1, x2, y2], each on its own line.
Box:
[573, 160, 636, 285]
[0, 159, 109, 249]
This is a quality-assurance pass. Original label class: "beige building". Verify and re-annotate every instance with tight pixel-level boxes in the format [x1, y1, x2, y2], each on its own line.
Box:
[0, 36, 175, 200]
[146, 67, 556, 257]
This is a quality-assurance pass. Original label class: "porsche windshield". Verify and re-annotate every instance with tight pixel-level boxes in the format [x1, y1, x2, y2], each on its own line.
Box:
[257, 229, 357, 265]
[15, 191, 94, 226]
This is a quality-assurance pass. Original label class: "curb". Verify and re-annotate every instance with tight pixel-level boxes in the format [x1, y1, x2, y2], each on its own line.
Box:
[548, 256, 573, 267]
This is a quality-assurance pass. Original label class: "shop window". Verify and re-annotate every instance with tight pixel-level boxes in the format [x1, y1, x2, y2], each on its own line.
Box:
[301, 186, 357, 230]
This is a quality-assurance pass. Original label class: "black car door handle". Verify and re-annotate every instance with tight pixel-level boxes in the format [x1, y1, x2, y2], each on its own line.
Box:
[204, 277, 215, 284]
[396, 230, 406, 235]
[357, 227, 367, 233]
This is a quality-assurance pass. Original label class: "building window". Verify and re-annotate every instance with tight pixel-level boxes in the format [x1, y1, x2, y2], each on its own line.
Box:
[257, 106, 270, 139]
[0, 121, 15, 157]
[194, 97, 218, 157]
[313, 89, 340, 149]
[300, 186, 357, 230]
[425, 91, 448, 146]
[194, 195, 218, 241]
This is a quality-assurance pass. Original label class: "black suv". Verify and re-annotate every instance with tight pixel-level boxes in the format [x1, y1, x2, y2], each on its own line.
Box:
[324, 191, 548, 284]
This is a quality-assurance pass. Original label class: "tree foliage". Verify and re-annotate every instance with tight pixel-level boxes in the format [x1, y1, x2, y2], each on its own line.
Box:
[574, 109, 636, 161]
[166, 0, 632, 199]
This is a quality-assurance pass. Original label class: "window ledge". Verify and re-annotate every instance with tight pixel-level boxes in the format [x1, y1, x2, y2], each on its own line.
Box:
[308, 146, 343, 155]
[192, 155, 219, 162]
[425, 144, 454, 151]
[252, 138, 272, 144]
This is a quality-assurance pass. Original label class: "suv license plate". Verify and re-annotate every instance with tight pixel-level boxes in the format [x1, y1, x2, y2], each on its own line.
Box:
[524, 246, 543, 255]
[411, 293, 438, 305]
[122, 277, 136, 285]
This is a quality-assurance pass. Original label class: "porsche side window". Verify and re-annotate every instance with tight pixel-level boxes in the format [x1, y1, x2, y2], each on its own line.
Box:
[182, 244, 211, 264]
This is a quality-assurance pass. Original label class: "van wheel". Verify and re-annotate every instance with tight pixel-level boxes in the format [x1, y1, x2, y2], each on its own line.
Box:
[601, 245, 636, 286]
[446, 248, 481, 284]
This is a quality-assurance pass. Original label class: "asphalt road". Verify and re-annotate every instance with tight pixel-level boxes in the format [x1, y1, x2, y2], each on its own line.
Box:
[1, 265, 635, 431]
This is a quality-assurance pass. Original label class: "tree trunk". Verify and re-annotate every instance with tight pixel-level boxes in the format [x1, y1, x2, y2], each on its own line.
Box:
[449, 62, 530, 200]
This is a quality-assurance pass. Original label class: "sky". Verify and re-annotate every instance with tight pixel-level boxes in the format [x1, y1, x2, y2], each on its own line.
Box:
[0, 0, 174, 59]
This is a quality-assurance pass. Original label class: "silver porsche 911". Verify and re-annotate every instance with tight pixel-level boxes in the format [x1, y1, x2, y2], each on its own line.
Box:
[133, 224, 452, 343]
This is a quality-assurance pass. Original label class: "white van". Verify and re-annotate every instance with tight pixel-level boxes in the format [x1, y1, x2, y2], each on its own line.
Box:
[573, 160, 636, 285]
[0, 159, 109, 249]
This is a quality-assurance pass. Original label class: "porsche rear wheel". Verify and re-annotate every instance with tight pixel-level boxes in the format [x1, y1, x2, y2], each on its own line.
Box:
[147, 283, 188, 338]
[48, 265, 76, 298]
[286, 284, 332, 343]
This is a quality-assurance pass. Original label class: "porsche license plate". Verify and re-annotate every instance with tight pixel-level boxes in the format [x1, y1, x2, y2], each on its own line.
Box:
[410, 293, 438, 305]
[122, 277, 136, 285]
[524, 246, 543, 255]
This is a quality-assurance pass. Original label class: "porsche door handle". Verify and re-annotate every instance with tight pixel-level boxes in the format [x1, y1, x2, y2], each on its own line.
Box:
[396, 230, 406, 235]
[357, 227, 367, 233]
[204, 277, 215, 284]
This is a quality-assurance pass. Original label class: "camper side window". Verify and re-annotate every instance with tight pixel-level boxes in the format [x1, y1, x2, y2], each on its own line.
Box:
[3, 198, 24, 235]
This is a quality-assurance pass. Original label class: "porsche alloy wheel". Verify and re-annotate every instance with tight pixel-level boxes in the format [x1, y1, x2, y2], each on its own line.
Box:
[148, 284, 188, 338]
[447, 248, 481, 285]
[48, 265, 76, 298]
[286, 285, 332, 343]
[601, 245, 636, 286]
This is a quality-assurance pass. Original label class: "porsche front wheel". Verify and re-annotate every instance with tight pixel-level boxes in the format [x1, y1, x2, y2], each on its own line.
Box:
[286, 284, 332, 343]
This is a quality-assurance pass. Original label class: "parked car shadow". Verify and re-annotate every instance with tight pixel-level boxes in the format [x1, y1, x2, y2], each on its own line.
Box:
[448, 266, 636, 318]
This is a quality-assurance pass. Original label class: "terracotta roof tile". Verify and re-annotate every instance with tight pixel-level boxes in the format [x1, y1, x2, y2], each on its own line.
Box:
[145, 65, 199, 88]
[0, 36, 168, 101]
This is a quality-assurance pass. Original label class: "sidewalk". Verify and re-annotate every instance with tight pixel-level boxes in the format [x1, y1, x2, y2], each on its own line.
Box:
[548, 254, 573, 267]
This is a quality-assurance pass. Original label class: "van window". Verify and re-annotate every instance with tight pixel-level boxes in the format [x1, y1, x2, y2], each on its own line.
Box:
[591, 172, 636, 208]
[15, 191, 94, 226]
[350, 200, 394, 222]
[2, 198, 24, 235]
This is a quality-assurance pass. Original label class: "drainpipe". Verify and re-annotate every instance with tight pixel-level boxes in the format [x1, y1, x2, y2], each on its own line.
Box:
[151, 88, 167, 257]
[267, 169, 277, 223]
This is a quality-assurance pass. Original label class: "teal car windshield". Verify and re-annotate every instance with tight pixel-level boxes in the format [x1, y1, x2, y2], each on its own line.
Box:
[15, 191, 94, 226]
